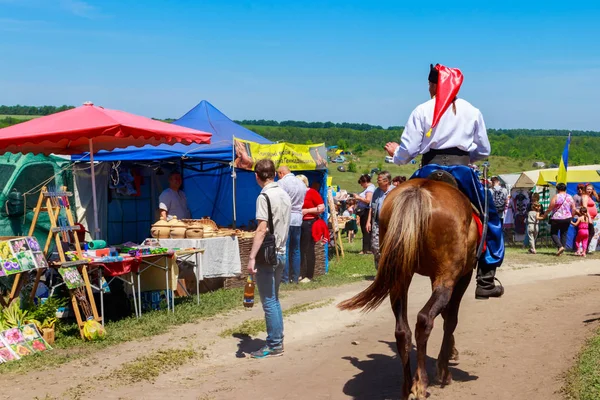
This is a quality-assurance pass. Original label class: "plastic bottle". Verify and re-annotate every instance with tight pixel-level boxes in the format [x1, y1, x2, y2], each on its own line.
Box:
[243, 275, 255, 309]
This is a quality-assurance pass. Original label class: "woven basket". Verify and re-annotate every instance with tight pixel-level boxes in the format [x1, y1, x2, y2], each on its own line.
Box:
[224, 236, 326, 289]
[224, 236, 255, 289]
[182, 218, 218, 231]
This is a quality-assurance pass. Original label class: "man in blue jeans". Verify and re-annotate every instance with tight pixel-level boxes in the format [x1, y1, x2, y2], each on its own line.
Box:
[277, 165, 306, 284]
[248, 159, 291, 358]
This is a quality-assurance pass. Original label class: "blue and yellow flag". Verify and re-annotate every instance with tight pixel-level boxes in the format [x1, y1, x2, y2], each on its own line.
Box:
[556, 133, 571, 184]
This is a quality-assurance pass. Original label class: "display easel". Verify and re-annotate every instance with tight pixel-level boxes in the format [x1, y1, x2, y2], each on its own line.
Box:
[327, 188, 344, 260]
[9, 186, 100, 339]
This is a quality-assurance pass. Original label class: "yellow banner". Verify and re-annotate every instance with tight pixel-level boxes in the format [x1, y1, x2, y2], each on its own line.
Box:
[234, 139, 328, 171]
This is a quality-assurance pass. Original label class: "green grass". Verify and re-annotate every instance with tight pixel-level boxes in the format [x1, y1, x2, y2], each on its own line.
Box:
[328, 149, 538, 191]
[0, 240, 372, 374]
[503, 246, 600, 269]
[563, 327, 600, 400]
[0, 287, 243, 374]
[106, 347, 199, 384]
[0, 115, 41, 120]
[219, 298, 334, 338]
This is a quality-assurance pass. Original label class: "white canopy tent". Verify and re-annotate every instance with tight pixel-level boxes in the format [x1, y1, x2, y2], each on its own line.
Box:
[513, 165, 600, 189]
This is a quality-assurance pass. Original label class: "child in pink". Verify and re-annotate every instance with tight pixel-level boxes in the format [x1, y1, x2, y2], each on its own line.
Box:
[572, 206, 591, 256]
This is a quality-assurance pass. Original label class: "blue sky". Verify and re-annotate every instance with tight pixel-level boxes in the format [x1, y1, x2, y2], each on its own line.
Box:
[0, 0, 599, 130]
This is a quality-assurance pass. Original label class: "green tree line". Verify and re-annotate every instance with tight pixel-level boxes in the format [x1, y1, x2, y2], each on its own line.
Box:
[0, 105, 74, 116]
[235, 119, 400, 131]
[1, 105, 599, 165]
[246, 125, 600, 166]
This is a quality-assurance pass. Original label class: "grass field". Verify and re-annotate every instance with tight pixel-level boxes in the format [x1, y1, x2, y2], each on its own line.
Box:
[563, 328, 600, 400]
[0, 115, 40, 120]
[328, 149, 537, 192]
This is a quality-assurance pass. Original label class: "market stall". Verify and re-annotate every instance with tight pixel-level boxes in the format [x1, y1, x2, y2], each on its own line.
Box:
[0, 103, 212, 342]
[70, 101, 330, 288]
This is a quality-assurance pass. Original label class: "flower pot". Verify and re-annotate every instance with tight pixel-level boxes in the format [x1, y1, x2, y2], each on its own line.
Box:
[42, 328, 55, 345]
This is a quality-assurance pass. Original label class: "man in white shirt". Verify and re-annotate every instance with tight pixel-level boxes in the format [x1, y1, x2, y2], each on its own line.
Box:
[277, 165, 306, 284]
[385, 64, 504, 300]
[248, 159, 291, 359]
[159, 172, 191, 220]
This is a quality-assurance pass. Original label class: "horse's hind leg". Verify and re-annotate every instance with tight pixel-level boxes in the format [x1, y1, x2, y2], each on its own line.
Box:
[410, 285, 452, 400]
[392, 287, 412, 400]
[437, 270, 473, 386]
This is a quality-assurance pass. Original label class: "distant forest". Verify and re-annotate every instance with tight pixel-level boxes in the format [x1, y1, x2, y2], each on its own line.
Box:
[2, 105, 600, 165]
[0, 105, 74, 116]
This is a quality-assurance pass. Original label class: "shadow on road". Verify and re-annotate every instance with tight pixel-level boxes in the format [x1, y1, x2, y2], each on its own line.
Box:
[232, 333, 266, 358]
[342, 340, 478, 400]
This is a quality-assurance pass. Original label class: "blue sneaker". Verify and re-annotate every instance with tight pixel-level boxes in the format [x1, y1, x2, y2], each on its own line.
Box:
[251, 345, 284, 359]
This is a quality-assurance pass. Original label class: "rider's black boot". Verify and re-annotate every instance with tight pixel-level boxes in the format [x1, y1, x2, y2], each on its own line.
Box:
[475, 266, 504, 299]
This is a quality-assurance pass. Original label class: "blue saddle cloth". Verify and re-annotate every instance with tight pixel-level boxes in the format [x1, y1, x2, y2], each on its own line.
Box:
[412, 165, 504, 269]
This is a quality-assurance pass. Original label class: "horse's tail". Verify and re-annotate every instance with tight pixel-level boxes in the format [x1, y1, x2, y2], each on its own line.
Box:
[338, 184, 432, 312]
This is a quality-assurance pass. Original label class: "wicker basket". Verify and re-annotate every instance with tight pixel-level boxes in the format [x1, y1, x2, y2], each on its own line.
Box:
[224, 236, 255, 289]
[182, 218, 218, 231]
[224, 236, 326, 289]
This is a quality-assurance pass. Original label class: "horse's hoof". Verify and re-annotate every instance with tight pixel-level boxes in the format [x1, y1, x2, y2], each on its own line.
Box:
[450, 347, 459, 361]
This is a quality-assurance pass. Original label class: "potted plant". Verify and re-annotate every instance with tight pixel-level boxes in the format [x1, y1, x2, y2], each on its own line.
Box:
[40, 317, 56, 345]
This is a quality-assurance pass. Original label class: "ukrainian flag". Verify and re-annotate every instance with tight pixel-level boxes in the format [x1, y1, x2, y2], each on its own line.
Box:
[556, 133, 571, 184]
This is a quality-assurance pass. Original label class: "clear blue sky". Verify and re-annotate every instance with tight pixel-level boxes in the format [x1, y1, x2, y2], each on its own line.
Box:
[1, 0, 599, 130]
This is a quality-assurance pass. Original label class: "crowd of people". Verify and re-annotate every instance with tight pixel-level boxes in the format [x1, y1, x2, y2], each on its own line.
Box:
[491, 179, 600, 257]
[336, 172, 406, 268]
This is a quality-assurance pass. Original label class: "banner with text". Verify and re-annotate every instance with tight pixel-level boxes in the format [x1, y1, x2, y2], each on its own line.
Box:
[234, 139, 328, 171]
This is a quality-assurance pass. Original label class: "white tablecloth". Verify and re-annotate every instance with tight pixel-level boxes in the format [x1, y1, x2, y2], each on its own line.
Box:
[154, 237, 241, 278]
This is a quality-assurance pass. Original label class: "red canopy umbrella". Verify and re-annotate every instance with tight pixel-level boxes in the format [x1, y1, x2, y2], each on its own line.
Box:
[0, 102, 212, 238]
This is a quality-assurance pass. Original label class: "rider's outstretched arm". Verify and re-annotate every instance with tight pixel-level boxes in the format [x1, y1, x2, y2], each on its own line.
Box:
[393, 108, 424, 165]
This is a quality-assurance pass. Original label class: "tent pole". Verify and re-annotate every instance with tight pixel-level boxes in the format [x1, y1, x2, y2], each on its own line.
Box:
[232, 136, 237, 228]
[89, 139, 101, 240]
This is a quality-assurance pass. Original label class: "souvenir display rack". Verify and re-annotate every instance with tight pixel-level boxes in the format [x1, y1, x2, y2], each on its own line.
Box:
[8, 186, 100, 339]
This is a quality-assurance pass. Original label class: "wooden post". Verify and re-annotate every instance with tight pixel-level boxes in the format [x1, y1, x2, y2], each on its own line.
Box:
[327, 188, 344, 259]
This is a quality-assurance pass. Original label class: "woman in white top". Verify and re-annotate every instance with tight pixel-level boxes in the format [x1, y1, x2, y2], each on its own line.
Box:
[353, 174, 376, 254]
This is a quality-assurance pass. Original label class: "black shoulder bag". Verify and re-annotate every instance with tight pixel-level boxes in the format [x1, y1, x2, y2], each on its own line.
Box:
[256, 193, 278, 266]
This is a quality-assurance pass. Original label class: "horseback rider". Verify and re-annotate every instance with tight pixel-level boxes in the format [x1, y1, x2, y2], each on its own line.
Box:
[385, 63, 504, 299]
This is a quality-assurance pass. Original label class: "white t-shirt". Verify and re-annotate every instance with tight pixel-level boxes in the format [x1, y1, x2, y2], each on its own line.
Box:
[393, 98, 491, 164]
[358, 184, 376, 209]
[256, 182, 292, 254]
[159, 188, 191, 220]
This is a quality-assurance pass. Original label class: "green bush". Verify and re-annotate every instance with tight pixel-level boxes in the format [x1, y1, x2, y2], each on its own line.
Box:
[348, 161, 357, 173]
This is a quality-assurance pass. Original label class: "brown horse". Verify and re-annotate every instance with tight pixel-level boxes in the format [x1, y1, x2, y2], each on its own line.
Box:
[339, 178, 479, 400]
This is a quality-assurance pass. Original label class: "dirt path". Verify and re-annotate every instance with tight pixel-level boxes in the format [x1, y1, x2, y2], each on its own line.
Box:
[7, 259, 600, 400]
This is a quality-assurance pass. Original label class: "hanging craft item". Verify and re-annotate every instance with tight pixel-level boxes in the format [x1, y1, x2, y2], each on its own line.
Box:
[58, 267, 85, 290]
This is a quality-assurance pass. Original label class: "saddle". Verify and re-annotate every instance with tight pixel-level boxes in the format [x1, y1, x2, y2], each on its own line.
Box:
[424, 170, 486, 252]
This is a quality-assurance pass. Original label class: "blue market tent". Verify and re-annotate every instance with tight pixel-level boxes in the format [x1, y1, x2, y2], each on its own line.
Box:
[72, 101, 328, 254]
[73, 101, 272, 162]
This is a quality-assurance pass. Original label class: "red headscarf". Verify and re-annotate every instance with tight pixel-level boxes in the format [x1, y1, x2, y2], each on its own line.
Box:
[426, 64, 464, 137]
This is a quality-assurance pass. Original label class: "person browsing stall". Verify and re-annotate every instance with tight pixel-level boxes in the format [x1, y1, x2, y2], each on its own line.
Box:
[354, 174, 376, 255]
[367, 171, 393, 269]
[248, 159, 291, 359]
[276, 165, 307, 284]
[297, 174, 325, 283]
[159, 171, 191, 220]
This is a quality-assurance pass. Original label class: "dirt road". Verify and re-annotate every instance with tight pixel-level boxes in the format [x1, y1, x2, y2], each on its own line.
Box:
[7, 259, 600, 399]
